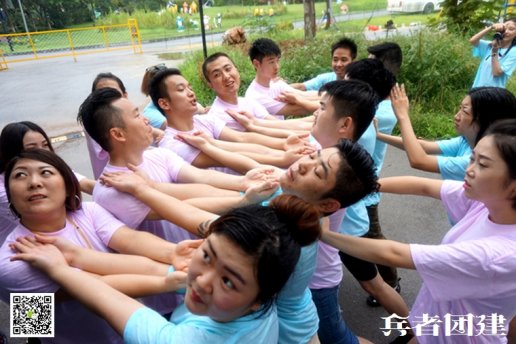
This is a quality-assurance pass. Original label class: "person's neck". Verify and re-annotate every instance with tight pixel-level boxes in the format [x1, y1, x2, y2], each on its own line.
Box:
[485, 201, 516, 225]
[255, 74, 271, 88]
[166, 111, 195, 131]
[21, 209, 67, 233]
[218, 93, 238, 105]
[501, 40, 513, 49]
[464, 132, 476, 149]
[108, 146, 145, 167]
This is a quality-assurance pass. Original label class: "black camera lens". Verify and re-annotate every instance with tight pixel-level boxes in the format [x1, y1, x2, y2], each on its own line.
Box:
[494, 32, 504, 41]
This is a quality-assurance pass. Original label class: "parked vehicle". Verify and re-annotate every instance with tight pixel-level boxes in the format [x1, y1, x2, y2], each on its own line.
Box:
[387, 0, 443, 13]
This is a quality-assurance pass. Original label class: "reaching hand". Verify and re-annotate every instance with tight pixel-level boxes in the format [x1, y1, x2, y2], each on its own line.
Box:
[284, 146, 315, 165]
[175, 132, 210, 149]
[170, 239, 203, 272]
[99, 171, 148, 194]
[244, 180, 280, 204]
[390, 84, 410, 121]
[152, 128, 165, 144]
[226, 109, 254, 129]
[284, 133, 312, 151]
[10, 236, 69, 273]
[276, 91, 298, 104]
[165, 271, 188, 292]
[243, 166, 280, 189]
[30, 234, 80, 265]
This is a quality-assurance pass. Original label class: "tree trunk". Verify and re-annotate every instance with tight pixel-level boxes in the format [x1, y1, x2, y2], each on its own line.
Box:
[324, 0, 331, 29]
[303, 0, 315, 40]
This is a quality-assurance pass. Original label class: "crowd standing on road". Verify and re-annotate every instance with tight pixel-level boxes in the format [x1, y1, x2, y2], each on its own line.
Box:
[1, 32, 516, 344]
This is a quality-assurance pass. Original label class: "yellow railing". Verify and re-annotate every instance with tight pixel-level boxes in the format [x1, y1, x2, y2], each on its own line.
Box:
[0, 49, 7, 70]
[0, 19, 143, 68]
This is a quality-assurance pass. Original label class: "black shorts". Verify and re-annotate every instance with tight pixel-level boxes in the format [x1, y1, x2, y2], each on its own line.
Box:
[339, 250, 378, 282]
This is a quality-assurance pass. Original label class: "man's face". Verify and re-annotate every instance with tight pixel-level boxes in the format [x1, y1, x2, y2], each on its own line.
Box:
[161, 74, 198, 115]
[332, 48, 354, 80]
[279, 147, 341, 204]
[112, 98, 153, 149]
[206, 56, 241, 100]
[254, 55, 280, 81]
[311, 93, 353, 148]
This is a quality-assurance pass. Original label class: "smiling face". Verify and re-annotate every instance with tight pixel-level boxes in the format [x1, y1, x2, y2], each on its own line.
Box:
[23, 131, 51, 151]
[8, 158, 67, 222]
[464, 136, 516, 207]
[279, 147, 341, 204]
[454, 96, 478, 140]
[206, 56, 241, 102]
[159, 74, 198, 116]
[185, 234, 260, 322]
[332, 48, 354, 80]
[502, 20, 516, 45]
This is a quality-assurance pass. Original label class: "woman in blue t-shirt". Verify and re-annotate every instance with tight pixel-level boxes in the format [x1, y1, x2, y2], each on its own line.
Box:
[11, 194, 321, 344]
[377, 85, 516, 180]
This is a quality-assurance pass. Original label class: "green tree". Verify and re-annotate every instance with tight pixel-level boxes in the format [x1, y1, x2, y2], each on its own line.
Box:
[439, 0, 504, 33]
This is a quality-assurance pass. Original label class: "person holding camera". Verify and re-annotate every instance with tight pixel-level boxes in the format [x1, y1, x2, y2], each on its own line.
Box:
[469, 18, 516, 88]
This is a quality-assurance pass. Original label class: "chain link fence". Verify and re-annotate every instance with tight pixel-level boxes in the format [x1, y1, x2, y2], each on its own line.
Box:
[0, 19, 142, 69]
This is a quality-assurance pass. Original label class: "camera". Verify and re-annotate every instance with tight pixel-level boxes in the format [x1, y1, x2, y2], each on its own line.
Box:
[493, 27, 506, 41]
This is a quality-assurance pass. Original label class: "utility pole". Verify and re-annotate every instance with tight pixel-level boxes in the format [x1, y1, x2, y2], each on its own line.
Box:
[16, 0, 28, 33]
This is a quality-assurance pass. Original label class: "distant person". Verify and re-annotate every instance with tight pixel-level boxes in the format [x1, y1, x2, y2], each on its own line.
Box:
[469, 19, 516, 87]
[140, 63, 168, 129]
[290, 37, 357, 91]
[367, 42, 403, 77]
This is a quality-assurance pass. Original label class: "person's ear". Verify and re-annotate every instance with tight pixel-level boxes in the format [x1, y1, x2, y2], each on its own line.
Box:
[315, 198, 341, 214]
[338, 116, 354, 140]
[158, 98, 171, 112]
[252, 59, 261, 70]
[249, 301, 262, 312]
[109, 127, 126, 143]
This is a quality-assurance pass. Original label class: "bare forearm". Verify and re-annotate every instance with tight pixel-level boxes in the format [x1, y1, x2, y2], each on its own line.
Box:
[240, 151, 292, 168]
[247, 123, 294, 138]
[154, 182, 238, 199]
[186, 196, 249, 214]
[199, 143, 260, 174]
[321, 231, 415, 269]
[99, 274, 175, 297]
[379, 176, 443, 199]
[492, 54, 504, 75]
[469, 26, 492, 45]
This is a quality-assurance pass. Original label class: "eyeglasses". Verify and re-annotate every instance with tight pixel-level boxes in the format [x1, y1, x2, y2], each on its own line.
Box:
[146, 63, 167, 73]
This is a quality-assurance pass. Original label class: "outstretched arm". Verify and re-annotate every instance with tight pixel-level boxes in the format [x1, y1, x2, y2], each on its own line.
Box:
[11, 240, 144, 335]
[390, 84, 441, 173]
[379, 176, 443, 200]
[321, 231, 415, 269]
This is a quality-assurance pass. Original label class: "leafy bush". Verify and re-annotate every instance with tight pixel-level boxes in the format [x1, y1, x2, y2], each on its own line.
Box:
[180, 29, 499, 139]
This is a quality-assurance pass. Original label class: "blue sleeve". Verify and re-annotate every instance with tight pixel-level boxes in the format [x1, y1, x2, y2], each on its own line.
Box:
[436, 155, 470, 181]
[500, 47, 516, 76]
[144, 102, 166, 129]
[303, 74, 324, 91]
[124, 307, 179, 344]
[436, 137, 463, 157]
[472, 40, 490, 58]
[338, 199, 369, 237]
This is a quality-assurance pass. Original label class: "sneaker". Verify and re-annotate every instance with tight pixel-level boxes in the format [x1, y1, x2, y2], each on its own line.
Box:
[366, 279, 401, 307]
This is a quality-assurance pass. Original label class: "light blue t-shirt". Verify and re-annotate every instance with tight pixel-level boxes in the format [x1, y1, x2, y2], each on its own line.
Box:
[436, 136, 472, 181]
[261, 188, 319, 343]
[144, 102, 166, 129]
[304, 72, 337, 91]
[364, 100, 397, 207]
[124, 304, 278, 344]
[472, 40, 516, 88]
[339, 123, 376, 237]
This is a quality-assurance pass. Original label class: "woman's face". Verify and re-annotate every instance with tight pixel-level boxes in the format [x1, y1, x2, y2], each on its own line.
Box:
[454, 96, 478, 139]
[23, 131, 51, 151]
[95, 78, 127, 97]
[9, 158, 66, 220]
[502, 20, 516, 44]
[185, 234, 261, 323]
[464, 136, 516, 207]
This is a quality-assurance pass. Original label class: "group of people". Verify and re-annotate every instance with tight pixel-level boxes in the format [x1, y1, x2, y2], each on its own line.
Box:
[0, 24, 515, 344]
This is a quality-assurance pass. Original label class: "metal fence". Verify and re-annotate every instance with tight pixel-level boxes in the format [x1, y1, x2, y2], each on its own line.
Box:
[0, 19, 143, 69]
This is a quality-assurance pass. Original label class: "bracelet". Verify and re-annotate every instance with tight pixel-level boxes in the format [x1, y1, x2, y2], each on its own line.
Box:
[492, 53, 498, 57]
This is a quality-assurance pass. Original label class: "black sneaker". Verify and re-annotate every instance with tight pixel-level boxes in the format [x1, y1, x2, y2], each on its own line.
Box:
[366, 279, 401, 307]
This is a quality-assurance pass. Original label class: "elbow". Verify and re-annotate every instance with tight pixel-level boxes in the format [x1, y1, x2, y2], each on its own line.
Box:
[493, 69, 504, 77]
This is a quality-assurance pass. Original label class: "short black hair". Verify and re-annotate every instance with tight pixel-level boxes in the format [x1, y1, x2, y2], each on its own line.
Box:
[320, 80, 379, 141]
[331, 37, 358, 59]
[91, 72, 127, 94]
[367, 42, 403, 76]
[77, 87, 125, 152]
[249, 38, 281, 63]
[148, 68, 183, 115]
[345, 58, 396, 100]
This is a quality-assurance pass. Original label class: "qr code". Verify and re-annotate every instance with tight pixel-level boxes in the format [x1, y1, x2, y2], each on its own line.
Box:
[10, 293, 54, 338]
